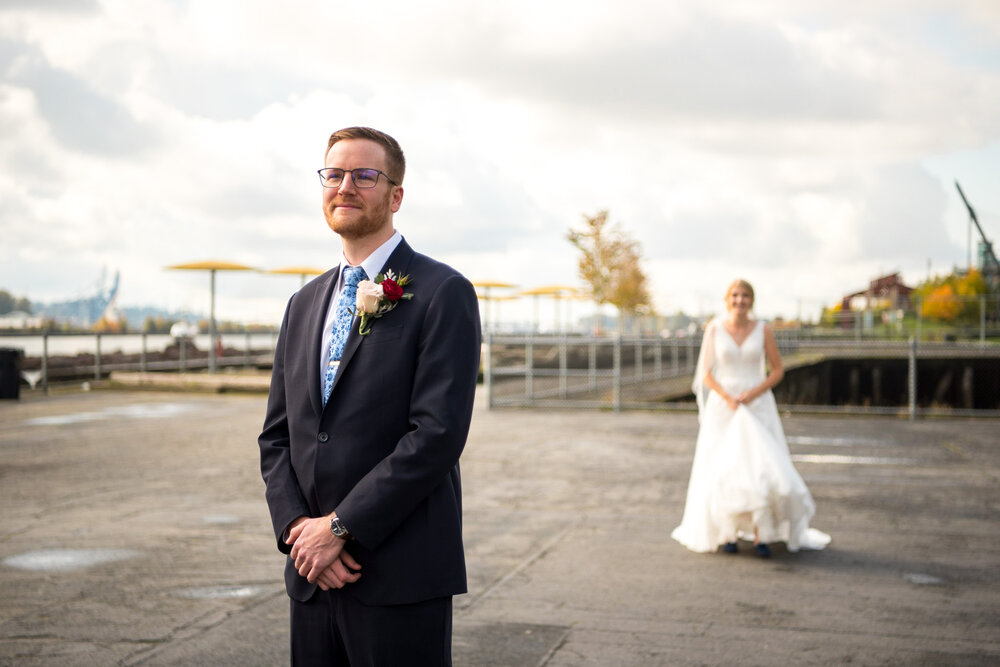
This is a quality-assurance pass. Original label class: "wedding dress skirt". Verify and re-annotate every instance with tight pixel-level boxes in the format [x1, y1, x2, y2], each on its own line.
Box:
[671, 321, 831, 553]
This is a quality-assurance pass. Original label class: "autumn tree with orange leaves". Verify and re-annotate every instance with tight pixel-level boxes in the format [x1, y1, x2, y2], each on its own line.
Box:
[915, 269, 987, 322]
[567, 210, 653, 329]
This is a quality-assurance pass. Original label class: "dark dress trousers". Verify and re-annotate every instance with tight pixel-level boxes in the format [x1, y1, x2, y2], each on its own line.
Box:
[259, 238, 481, 606]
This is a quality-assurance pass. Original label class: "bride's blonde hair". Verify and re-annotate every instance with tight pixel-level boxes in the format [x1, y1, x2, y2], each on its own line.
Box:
[725, 279, 755, 309]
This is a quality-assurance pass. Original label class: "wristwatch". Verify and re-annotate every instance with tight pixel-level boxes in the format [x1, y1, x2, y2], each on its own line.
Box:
[329, 516, 351, 539]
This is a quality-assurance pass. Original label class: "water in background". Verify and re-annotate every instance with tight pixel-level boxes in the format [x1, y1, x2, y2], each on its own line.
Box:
[0, 333, 278, 358]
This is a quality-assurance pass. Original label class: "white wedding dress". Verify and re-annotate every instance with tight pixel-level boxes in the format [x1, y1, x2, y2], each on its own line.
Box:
[671, 319, 831, 553]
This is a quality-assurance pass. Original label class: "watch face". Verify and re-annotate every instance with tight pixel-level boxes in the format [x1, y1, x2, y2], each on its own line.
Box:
[330, 518, 347, 536]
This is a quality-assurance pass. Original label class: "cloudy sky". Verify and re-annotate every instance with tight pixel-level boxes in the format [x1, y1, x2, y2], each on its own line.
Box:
[1, 0, 998, 328]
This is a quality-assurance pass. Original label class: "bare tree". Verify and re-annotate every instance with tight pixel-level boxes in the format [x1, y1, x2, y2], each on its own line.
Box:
[567, 210, 652, 331]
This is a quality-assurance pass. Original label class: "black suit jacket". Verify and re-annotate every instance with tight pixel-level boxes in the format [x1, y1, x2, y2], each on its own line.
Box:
[259, 238, 481, 605]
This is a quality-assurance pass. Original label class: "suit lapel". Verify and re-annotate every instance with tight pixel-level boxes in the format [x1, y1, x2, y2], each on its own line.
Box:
[310, 267, 340, 415]
[327, 240, 415, 400]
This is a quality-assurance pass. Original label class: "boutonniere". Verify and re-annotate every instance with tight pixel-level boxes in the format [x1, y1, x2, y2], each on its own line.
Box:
[353, 269, 413, 336]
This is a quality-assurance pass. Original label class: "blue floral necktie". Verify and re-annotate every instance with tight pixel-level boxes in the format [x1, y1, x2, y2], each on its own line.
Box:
[323, 266, 366, 404]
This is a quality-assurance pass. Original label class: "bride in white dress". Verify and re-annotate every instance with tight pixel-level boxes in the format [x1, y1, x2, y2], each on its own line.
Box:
[671, 279, 830, 556]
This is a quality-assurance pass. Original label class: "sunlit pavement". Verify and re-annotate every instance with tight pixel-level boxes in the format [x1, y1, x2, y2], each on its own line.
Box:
[1, 388, 998, 665]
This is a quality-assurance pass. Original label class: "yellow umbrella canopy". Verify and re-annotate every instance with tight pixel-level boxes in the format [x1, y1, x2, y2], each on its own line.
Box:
[472, 280, 517, 289]
[545, 285, 584, 295]
[166, 260, 257, 272]
[165, 260, 259, 373]
[518, 285, 581, 297]
[473, 280, 518, 300]
[267, 266, 327, 276]
[267, 266, 327, 287]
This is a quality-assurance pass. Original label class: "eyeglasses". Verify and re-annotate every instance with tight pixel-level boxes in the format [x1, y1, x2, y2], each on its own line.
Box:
[317, 167, 398, 189]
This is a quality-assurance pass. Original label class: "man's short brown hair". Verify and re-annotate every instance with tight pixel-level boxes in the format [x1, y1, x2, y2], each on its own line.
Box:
[326, 127, 406, 184]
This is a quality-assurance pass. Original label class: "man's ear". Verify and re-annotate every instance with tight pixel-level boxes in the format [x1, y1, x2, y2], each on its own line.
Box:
[390, 186, 404, 213]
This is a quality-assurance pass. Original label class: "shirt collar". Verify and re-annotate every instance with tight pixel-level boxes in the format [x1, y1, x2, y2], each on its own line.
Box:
[338, 230, 402, 281]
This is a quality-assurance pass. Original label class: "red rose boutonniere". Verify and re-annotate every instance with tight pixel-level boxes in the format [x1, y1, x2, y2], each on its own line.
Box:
[353, 269, 413, 336]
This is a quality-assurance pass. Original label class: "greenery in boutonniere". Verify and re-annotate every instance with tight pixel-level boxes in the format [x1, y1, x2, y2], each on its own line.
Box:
[353, 269, 413, 335]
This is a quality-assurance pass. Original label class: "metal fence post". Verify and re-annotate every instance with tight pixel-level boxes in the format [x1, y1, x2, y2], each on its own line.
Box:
[140, 332, 148, 372]
[916, 295, 922, 343]
[525, 335, 534, 403]
[613, 334, 622, 413]
[559, 336, 567, 398]
[981, 295, 986, 346]
[588, 341, 597, 391]
[484, 332, 494, 409]
[908, 336, 917, 422]
[95, 334, 102, 380]
[42, 333, 49, 394]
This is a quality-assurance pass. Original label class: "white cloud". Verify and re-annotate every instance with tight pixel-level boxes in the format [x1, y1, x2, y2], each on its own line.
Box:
[0, 0, 998, 326]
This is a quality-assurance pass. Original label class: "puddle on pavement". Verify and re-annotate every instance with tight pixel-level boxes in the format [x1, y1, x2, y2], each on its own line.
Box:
[25, 402, 197, 426]
[3, 548, 140, 571]
[903, 573, 945, 585]
[174, 585, 270, 599]
[792, 454, 918, 465]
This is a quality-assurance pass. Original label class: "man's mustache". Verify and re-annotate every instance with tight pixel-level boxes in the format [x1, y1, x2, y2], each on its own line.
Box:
[329, 197, 363, 208]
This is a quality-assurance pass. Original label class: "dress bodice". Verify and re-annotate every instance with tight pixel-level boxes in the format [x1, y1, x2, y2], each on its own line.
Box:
[712, 320, 765, 386]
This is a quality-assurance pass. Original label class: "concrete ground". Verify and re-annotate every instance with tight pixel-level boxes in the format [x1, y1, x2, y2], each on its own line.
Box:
[0, 385, 998, 666]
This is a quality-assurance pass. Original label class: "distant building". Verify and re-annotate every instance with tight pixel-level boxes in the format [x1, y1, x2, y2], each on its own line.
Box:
[841, 273, 914, 313]
[0, 311, 44, 329]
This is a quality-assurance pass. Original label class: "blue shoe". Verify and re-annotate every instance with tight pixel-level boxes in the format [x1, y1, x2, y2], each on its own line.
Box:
[755, 543, 772, 558]
[722, 542, 738, 554]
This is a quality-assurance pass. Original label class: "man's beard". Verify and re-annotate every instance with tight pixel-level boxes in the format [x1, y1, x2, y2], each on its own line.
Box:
[324, 192, 392, 240]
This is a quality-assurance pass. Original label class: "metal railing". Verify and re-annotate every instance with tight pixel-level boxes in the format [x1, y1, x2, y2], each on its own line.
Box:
[3, 331, 277, 393]
[484, 333, 700, 411]
[484, 333, 1000, 418]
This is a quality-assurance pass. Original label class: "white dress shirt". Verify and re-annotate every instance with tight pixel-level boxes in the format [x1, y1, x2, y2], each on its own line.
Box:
[319, 230, 403, 381]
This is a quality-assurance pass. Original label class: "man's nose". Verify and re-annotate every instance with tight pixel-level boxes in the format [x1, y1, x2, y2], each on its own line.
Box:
[336, 173, 359, 194]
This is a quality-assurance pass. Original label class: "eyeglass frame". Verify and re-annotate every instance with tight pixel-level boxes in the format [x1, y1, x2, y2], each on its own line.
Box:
[317, 167, 399, 189]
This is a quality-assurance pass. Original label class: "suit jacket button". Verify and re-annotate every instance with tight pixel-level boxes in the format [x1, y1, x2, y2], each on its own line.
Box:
[318, 432, 329, 443]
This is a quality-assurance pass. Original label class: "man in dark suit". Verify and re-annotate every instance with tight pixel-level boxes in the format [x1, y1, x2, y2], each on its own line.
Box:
[259, 126, 481, 665]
